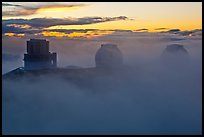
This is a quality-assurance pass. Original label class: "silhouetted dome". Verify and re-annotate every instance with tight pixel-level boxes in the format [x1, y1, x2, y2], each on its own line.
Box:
[161, 44, 189, 66]
[95, 44, 123, 68]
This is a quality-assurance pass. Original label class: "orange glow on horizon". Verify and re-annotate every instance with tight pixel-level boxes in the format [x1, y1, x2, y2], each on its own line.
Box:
[41, 30, 114, 38]
[4, 33, 25, 37]
[46, 18, 202, 32]
[5, 33, 15, 37]
[7, 24, 32, 29]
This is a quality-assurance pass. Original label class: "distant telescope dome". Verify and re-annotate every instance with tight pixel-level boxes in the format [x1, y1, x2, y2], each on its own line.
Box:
[95, 44, 123, 68]
[161, 44, 189, 66]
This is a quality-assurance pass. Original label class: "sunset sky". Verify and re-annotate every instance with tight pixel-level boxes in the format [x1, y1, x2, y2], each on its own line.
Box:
[2, 2, 202, 38]
[2, 3, 202, 135]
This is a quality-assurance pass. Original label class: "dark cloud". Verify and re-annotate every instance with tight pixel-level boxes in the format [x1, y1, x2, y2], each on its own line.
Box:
[2, 3, 87, 17]
[2, 15, 128, 38]
[2, 3, 36, 16]
[3, 11, 36, 17]
[2, 23, 41, 34]
[192, 29, 202, 32]
[141, 28, 202, 37]
[160, 29, 202, 37]
[113, 30, 133, 32]
[2, 21, 114, 38]
[158, 29, 181, 34]
[177, 29, 202, 36]
[2, 24, 98, 35]
[155, 28, 169, 30]
[167, 29, 181, 33]
[135, 28, 149, 32]
[2, 16, 129, 29]
[2, 3, 22, 7]
[46, 29, 99, 33]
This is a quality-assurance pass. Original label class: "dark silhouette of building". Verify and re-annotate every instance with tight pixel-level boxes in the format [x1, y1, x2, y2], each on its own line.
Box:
[24, 39, 57, 70]
[161, 44, 189, 67]
[3, 42, 126, 80]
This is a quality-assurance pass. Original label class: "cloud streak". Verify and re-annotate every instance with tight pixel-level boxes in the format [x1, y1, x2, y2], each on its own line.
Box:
[2, 3, 23, 7]
[2, 3, 87, 17]
[155, 28, 169, 30]
[3, 16, 129, 28]
[134, 28, 149, 32]
[2, 16, 130, 38]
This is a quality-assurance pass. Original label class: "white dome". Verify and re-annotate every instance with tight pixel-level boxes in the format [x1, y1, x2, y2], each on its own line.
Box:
[95, 44, 123, 68]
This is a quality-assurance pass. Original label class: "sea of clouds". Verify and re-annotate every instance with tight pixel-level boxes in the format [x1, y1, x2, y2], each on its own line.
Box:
[2, 31, 202, 135]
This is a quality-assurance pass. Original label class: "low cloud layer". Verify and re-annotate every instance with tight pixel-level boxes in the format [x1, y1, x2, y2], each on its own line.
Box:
[163, 29, 202, 37]
[2, 32, 202, 134]
[2, 64, 202, 134]
[2, 53, 20, 62]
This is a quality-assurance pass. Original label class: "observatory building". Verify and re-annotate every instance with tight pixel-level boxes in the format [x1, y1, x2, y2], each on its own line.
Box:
[161, 44, 189, 66]
[95, 44, 123, 68]
[23, 39, 57, 70]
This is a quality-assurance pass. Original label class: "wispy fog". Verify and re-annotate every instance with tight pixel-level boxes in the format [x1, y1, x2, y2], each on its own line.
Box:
[2, 32, 202, 135]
